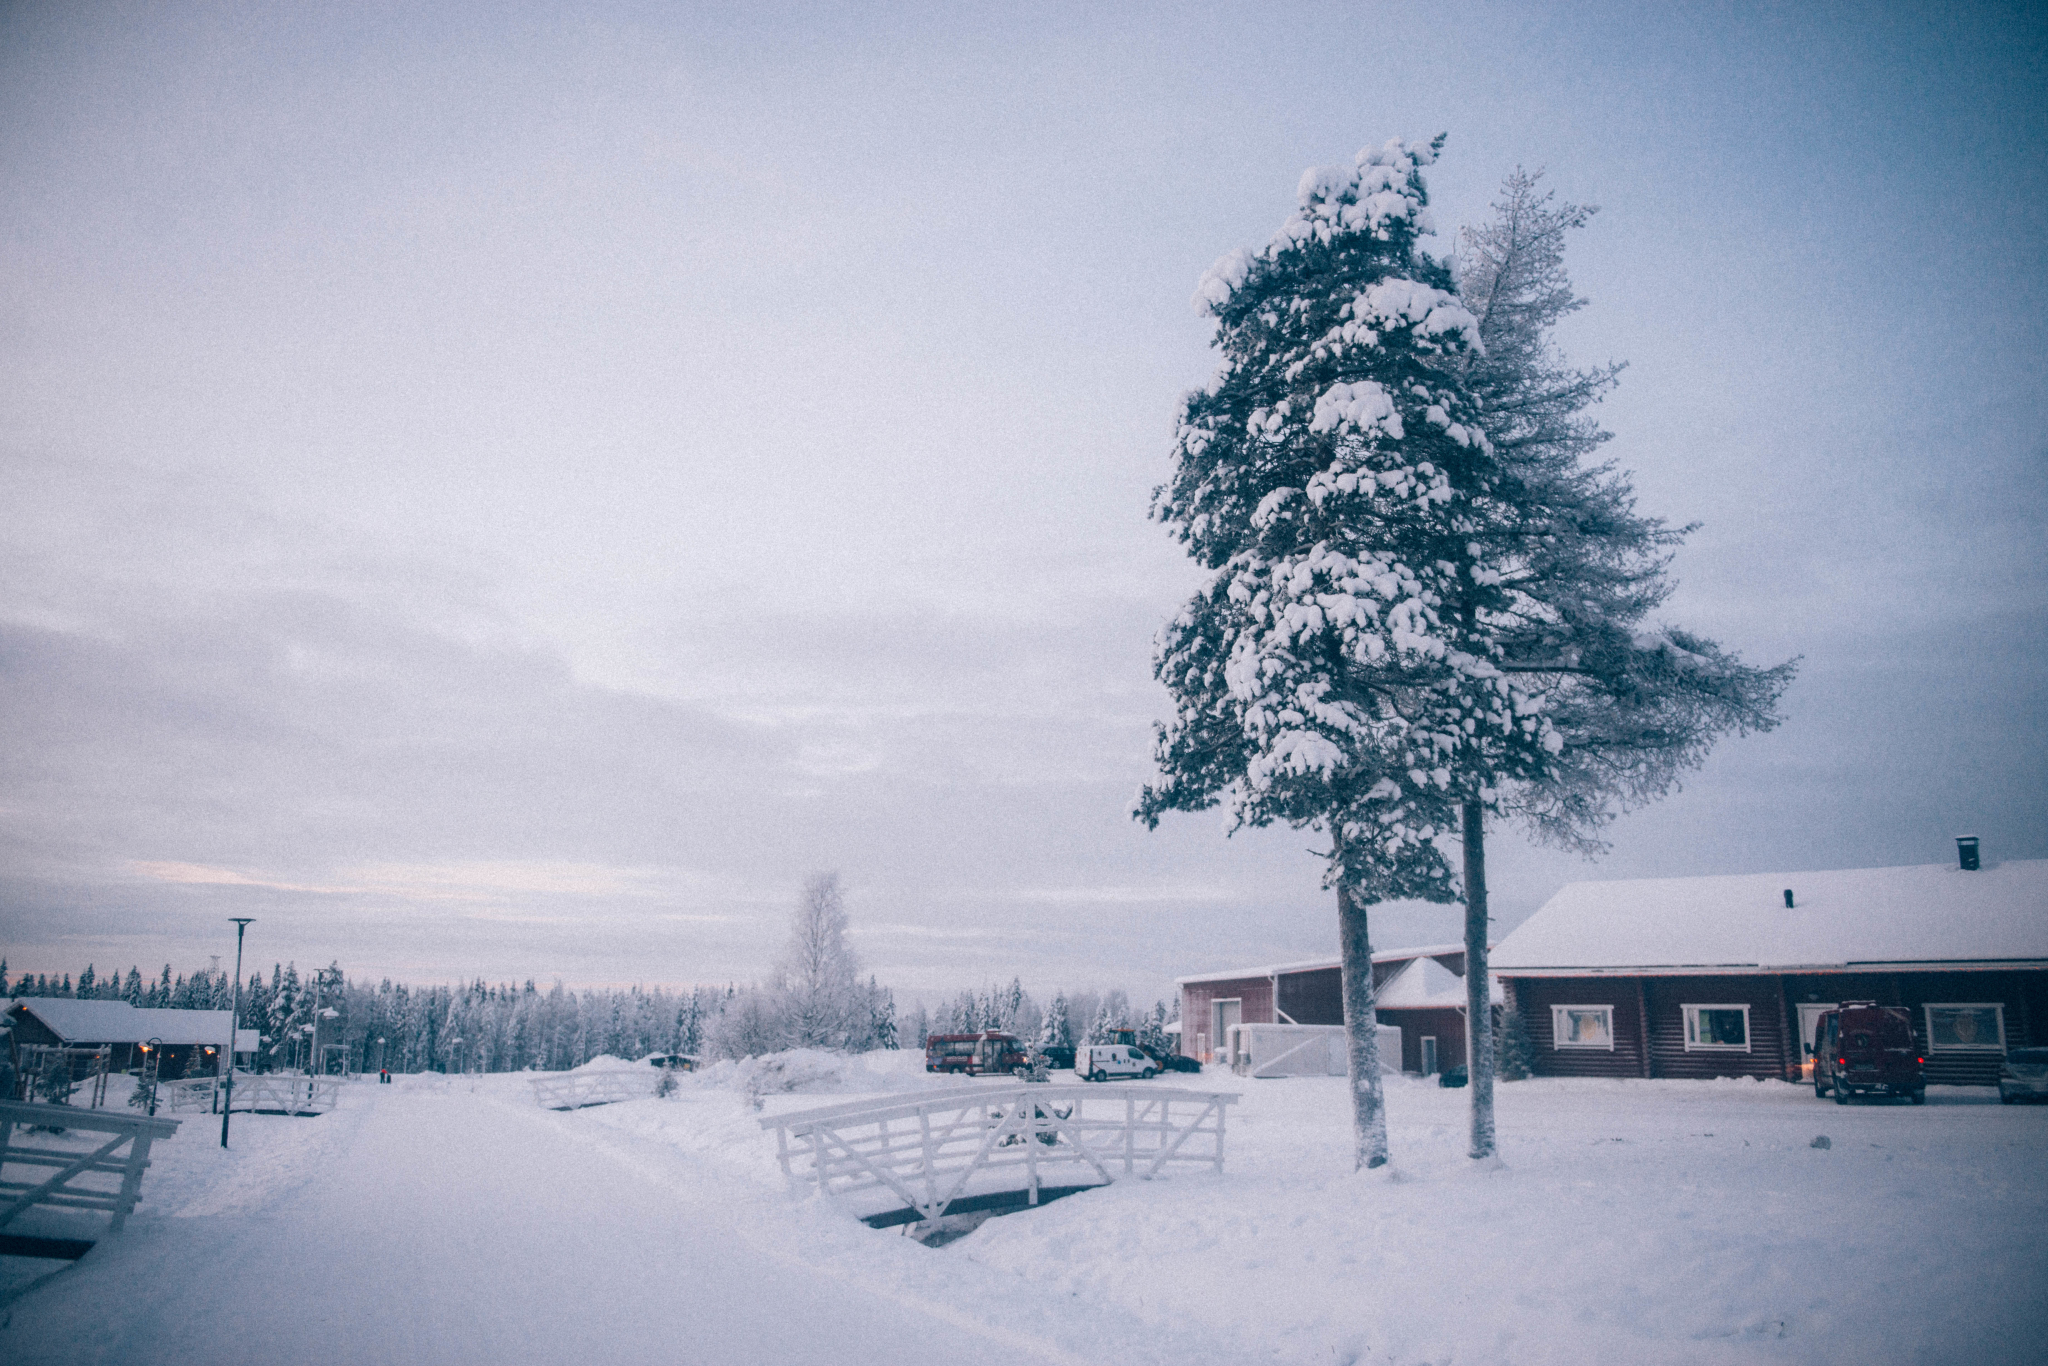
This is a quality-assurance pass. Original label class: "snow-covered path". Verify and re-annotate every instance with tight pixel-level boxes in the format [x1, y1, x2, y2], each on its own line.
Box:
[3, 1082, 1082, 1366]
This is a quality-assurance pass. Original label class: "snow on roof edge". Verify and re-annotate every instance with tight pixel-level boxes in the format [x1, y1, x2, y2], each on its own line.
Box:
[1176, 942, 1472, 986]
[1491, 859, 2048, 973]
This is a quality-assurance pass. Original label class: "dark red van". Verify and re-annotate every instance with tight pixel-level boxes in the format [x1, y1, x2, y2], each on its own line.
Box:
[923, 1031, 1030, 1077]
[1812, 1003, 1925, 1104]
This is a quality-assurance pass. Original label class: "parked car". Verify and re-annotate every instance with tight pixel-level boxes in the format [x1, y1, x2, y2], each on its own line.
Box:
[1100, 1028, 1200, 1073]
[1037, 1044, 1077, 1071]
[1812, 1003, 1925, 1104]
[1078, 1044, 1158, 1081]
[924, 1031, 1031, 1077]
[1437, 1065, 1468, 1089]
[1999, 1046, 2048, 1104]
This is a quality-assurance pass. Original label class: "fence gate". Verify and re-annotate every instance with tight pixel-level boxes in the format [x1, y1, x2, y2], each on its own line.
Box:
[0, 1100, 181, 1260]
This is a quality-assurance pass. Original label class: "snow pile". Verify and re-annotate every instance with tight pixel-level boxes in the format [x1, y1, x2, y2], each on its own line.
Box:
[684, 1047, 948, 1100]
[549, 1056, 2048, 1362]
[956, 1075, 2048, 1364]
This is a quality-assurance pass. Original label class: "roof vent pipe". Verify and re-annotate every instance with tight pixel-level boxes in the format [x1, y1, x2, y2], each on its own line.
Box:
[1783, 889, 1794, 909]
[1957, 836, 1980, 871]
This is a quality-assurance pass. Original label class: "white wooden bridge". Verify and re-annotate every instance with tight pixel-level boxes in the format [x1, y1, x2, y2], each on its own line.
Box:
[0, 1099, 181, 1260]
[161, 1074, 341, 1116]
[759, 1083, 1237, 1230]
[530, 1070, 658, 1110]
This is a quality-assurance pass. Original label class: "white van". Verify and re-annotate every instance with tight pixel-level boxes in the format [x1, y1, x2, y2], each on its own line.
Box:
[1078, 1044, 1158, 1082]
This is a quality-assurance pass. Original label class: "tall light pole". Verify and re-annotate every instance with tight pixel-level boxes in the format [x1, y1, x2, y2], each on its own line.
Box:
[221, 917, 252, 1148]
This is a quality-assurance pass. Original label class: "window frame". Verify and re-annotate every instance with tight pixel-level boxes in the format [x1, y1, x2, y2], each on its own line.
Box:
[1681, 1003, 1753, 1053]
[1550, 1004, 1615, 1051]
[1923, 1002, 2006, 1052]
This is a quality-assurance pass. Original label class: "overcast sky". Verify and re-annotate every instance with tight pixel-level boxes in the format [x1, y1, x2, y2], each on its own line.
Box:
[4, 2, 2043, 1006]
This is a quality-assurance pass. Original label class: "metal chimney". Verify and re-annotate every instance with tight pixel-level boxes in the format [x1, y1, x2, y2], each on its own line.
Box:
[1957, 836, 1980, 871]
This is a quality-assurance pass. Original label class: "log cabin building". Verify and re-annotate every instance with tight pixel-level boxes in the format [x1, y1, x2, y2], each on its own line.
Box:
[1491, 844, 2048, 1086]
[4, 999, 260, 1080]
[1177, 944, 1499, 1075]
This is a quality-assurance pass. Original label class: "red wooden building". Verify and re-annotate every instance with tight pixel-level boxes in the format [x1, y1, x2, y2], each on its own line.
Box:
[1176, 944, 1497, 1075]
[1491, 847, 2048, 1086]
[4, 1000, 259, 1080]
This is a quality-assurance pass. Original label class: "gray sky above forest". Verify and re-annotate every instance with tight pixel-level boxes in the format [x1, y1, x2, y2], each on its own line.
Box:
[3, 2, 2044, 1006]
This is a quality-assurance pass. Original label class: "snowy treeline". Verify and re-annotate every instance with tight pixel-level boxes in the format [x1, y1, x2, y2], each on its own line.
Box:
[3, 874, 911, 1072]
[3, 959, 896, 1074]
[2, 959, 229, 1009]
[905, 982, 1177, 1053]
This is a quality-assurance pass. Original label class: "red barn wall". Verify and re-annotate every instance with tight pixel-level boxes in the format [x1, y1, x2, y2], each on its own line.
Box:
[1378, 1007, 1467, 1073]
[1178, 976, 1274, 1062]
[1276, 967, 1343, 1025]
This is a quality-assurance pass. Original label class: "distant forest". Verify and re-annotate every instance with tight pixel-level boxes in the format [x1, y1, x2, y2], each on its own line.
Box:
[2, 958, 1175, 1073]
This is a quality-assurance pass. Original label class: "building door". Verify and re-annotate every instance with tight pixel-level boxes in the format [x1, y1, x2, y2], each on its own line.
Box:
[1213, 999, 1241, 1065]
[1420, 1036, 1438, 1076]
[1796, 1003, 1837, 1078]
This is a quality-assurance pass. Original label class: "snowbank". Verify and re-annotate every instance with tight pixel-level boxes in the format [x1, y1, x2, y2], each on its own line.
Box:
[563, 1056, 2048, 1364]
[22, 1053, 2040, 1365]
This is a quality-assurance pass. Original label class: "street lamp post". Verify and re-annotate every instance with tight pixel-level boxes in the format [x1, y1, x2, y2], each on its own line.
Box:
[221, 917, 252, 1148]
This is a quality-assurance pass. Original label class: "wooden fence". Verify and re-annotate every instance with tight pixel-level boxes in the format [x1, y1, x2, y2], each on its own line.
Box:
[0, 1100, 181, 1257]
[759, 1082, 1237, 1229]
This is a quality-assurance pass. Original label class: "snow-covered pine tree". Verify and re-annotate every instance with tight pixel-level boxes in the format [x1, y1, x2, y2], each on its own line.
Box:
[1140, 136, 1527, 1170]
[866, 978, 899, 1050]
[1497, 999, 1536, 1082]
[1038, 992, 1071, 1051]
[907, 1001, 931, 1050]
[1441, 169, 1795, 1159]
[1084, 1000, 1115, 1047]
[1139, 1000, 1170, 1054]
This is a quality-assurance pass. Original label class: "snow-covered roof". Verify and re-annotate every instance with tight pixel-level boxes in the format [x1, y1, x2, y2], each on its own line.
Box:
[7, 999, 260, 1051]
[1177, 943, 1468, 986]
[1375, 954, 1503, 1009]
[1492, 859, 2048, 976]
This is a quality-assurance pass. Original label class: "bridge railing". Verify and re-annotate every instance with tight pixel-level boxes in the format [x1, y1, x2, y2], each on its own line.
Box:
[0, 1099, 181, 1240]
[162, 1074, 340, 1116]
[759, 1082, 1237, 1228]
[530, 1070, 656, 1110]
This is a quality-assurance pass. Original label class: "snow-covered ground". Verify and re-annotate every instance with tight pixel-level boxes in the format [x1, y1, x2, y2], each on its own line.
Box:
[5, 1057, 2044, 1364]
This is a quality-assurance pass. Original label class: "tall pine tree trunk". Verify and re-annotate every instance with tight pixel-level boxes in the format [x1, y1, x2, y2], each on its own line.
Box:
[1335, 834, 1391, 1169]
[1462, 798, 1497, 1160]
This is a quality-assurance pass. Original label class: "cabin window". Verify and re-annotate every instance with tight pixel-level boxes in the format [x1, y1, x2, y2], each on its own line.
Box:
[1682, 1004, 1751, 1051]
[1925, 1004, 2005, 1051]
[1551, 1005, 1614, 1050]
